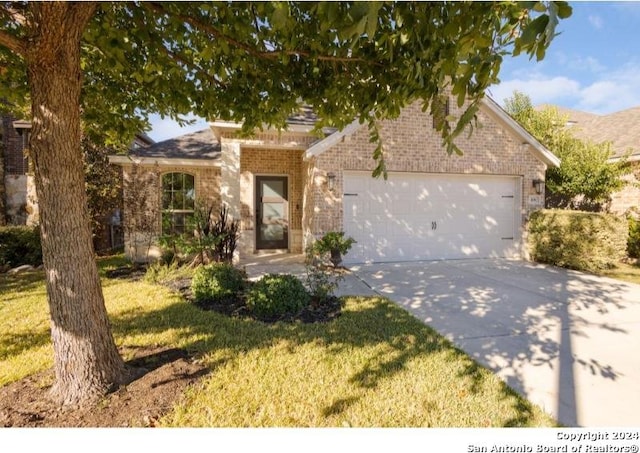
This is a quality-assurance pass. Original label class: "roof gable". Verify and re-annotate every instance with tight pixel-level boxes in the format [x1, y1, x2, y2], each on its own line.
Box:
[304, 96, 560, 168]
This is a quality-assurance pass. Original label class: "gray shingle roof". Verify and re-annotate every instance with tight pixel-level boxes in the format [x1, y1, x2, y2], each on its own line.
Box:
[130, 128, 220, 160]
[541, 105, 640, 159]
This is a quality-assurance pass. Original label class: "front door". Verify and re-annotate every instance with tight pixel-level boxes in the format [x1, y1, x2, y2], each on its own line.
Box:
[255, 176, 289, 250]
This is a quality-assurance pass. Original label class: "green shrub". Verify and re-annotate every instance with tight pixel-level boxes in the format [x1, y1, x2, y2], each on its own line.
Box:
[246, 274, 310, 320]
[311, 231, 356, 267]
[628, 216, 640, 259]
[528, 209, 628, 272]
[145, 261, 193, 284]
[191, 263, 245, 304]
[0, 226, 42, 268]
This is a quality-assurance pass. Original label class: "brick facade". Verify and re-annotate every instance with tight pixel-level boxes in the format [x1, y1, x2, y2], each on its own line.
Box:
[118, 101, 553, 262]
[305, 101, 547, 243]
[120, 163, 221, 261]
[609, 162, 640, 215]
[239, 147, 305, 253]
[2, 115, 28, 176]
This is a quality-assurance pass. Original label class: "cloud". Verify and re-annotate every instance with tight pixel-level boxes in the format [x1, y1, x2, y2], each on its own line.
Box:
[488, 75, 581, 106]
[148, 113, 209, 142]
[588, 14, 604, 30]
[490, 61, 640, 114]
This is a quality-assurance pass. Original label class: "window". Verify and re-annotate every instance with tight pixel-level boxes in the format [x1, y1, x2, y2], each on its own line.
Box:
[161, 172, 195, 235]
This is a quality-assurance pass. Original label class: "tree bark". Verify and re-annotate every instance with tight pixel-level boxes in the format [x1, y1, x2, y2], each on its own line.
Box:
[26, 2, 134, 407]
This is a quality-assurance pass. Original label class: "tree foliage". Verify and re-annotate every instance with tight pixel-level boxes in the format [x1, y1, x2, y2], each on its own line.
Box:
[82, 136, 123, 248]
[3, 2, 572, 170]
[0, 1, 572, 406]
[505, 91, 627, 209]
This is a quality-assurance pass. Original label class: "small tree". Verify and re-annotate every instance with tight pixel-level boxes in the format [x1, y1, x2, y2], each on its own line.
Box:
[122, 163, 160, 264]
[505, 91, 628, 209]
[82, 136, 123, 252]
[159, 202, 240, 266]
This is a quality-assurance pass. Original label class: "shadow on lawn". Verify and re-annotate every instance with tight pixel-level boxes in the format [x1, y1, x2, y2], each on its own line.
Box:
[110, 295, 547, 427]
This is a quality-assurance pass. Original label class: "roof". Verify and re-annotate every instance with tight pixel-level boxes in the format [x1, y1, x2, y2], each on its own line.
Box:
[109, 128, 221, 167]
[305, 96, 561, 168]
[285, 105, 320, 126]
[539, 105, 640, 160]
[129, 128, 220, 159]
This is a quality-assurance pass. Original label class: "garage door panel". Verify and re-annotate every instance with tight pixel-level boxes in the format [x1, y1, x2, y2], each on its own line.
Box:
[342, 171, 520, 263]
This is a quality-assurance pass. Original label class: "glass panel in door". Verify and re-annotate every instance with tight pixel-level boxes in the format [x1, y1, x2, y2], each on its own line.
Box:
[256, 176, 288, 249]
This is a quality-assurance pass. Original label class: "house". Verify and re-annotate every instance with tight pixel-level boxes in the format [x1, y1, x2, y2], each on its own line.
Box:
[110, 96, 559, 264]
[1, 113, 154, 250]
[543, 105, 640, 215]
[1, 115, 37, 225]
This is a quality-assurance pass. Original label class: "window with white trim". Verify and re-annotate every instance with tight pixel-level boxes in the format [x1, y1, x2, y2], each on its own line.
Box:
[161, 172, 195, 235]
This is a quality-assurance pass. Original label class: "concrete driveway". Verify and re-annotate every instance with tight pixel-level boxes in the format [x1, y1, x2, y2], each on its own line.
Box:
[348, 259, 640, 427]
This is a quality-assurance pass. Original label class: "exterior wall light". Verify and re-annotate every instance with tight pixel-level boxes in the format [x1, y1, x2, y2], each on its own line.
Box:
[327, 172, 336, 193]
[532, 179, 545, 195]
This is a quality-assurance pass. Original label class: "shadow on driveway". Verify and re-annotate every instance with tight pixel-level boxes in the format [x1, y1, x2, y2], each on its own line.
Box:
[350, 259, 640, 427]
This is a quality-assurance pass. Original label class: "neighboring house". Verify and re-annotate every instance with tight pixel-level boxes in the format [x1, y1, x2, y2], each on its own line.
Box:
[1, 115, 36, 225]
[111, 96, 559, 264]
[543, 105, 640, 215]
[1, 113, 154, 250]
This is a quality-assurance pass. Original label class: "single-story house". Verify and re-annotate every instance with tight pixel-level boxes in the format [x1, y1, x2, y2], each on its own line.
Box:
[110, 96, 559, 264]
[545, 105, 640, 215]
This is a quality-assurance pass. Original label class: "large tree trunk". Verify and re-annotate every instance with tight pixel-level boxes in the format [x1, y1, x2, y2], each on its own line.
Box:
[26, 3, 133, 407]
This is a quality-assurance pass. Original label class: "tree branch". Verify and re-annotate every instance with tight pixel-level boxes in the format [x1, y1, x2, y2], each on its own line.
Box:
[145, 2, 380, 66]
[0, 29, 26, 56]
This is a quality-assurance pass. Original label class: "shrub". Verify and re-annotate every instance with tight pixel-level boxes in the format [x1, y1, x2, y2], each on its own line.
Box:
[528, 209, 628, 272]
[191, 263, 245, 304]
[304, 244, 344, 305]
[246, 274, 310, 320]
[0, 225, 42, 268]
[144, 261, 193, 284]
[628, 215, 640, 259]
[311, 231, 356, 267]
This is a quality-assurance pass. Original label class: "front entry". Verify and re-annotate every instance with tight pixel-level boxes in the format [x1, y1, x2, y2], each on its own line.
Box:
[255, 175, 289, 250]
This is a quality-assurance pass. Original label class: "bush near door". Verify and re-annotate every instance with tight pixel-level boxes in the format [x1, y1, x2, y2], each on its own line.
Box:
[527, 209, 628, 272]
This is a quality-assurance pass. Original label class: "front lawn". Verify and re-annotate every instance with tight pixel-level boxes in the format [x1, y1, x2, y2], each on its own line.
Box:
[601, 261, 640, 285]
[0, 257, 557, 427]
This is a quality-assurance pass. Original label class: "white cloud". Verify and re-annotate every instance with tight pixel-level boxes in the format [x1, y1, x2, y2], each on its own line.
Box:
[148, 113, 209, 142]
[491, 61, 640, 114]
[588, 14, 604, 30]
[488, 75, 581, 106]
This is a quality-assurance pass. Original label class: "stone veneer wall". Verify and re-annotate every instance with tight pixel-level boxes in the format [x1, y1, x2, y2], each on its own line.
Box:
[305, 101, 548, 248]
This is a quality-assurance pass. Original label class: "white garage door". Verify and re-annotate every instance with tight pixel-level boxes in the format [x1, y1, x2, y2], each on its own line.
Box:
[342, 171, 521, 263]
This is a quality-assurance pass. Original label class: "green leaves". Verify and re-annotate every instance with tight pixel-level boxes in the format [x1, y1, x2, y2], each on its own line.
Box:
[1, 1, 572, 170]
[504, 91, 627, 208]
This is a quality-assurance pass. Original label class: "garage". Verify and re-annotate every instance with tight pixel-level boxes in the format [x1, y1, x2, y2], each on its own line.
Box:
[342, 171, 522, 263]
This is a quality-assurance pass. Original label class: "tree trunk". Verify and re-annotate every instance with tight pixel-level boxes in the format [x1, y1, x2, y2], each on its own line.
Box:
[26, 3, 134, 407]
[0, 121, 5, 226]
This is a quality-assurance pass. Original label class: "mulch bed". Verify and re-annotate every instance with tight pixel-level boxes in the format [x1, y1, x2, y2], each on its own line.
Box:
[0, 346, 208, 427]
[164, 276, 343, 324]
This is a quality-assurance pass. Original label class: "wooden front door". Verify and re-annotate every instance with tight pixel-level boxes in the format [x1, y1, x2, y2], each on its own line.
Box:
[255, 176, 289, 250]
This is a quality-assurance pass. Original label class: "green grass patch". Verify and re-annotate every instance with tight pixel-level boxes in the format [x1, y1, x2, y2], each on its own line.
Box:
[0, 258, 557, 427]
[601, 261, 640, 285]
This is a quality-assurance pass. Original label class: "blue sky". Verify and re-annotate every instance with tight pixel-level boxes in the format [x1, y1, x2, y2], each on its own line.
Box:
[148, 2, 640, 142]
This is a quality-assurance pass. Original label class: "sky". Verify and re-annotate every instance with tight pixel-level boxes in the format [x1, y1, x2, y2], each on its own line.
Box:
[147, 1, 640, 142]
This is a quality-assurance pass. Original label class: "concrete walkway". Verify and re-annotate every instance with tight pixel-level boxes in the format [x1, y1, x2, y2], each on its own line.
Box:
[348, 259, 640, 427]
[239, 253, 377, 297]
